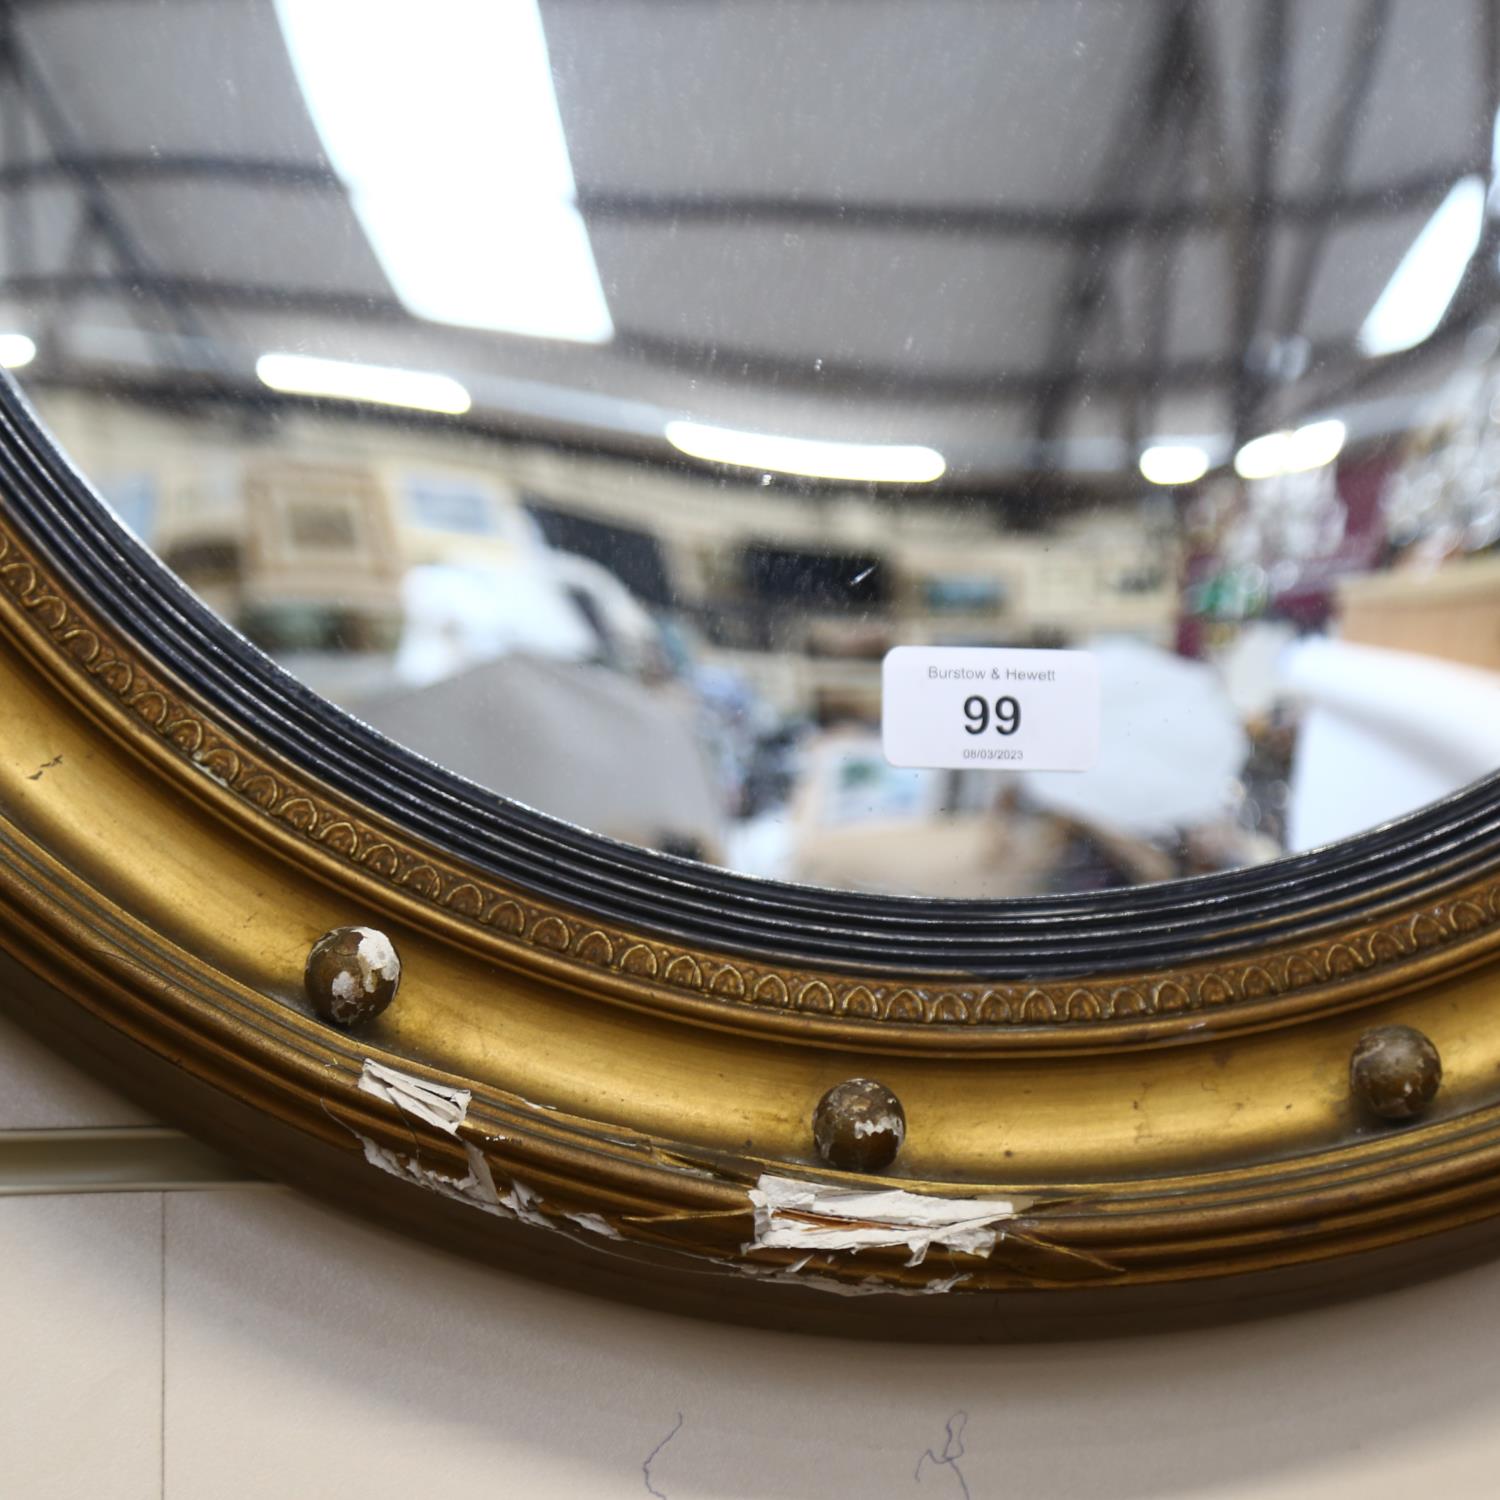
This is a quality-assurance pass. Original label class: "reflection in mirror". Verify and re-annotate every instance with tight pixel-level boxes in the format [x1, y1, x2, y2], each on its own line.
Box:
[4, 0, 1500, 899]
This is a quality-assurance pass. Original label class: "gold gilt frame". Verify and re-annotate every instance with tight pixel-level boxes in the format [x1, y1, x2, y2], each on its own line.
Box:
[4, 383, 1500, 1337]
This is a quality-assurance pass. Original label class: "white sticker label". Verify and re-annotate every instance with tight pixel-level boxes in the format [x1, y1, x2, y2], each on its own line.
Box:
[881, 647, 1100, 772]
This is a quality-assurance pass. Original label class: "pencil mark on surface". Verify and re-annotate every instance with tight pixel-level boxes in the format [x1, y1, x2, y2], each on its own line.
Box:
[915, 1411, 970, 1499]
[643, 1411, 684, 1498]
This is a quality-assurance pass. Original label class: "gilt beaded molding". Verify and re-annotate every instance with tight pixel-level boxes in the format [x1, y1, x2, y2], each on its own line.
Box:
[12, 414, 1500, 1333]
[3, 511, 1498, 1047]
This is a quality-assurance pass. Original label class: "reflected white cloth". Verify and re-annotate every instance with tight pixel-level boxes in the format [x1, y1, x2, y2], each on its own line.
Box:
[393, 562, 599, 686]
[1281, 638, 1500, 852]
[356, 653, 725, 855]
[1021, 637, 1248, 837]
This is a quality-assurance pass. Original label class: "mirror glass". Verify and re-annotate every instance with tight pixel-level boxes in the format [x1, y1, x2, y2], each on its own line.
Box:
[6, 0, 1500, 898]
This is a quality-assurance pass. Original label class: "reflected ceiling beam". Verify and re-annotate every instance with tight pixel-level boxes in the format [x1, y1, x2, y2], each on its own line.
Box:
[1405, 0, 1500, 360]
[0, 5, 34, 277]
[577, 170, 1464, 239]
[0, 271, 412, 323]
[1230, 0, 1288, 444]
[1316, 0, 1500, 394]
[1103, 269, 1142, 461]
[1287, 290, 1488, 416]
[0, 153, 344, 192]
[1031, 0, 1201, 464]
[1481, 0, 1500, 143]
[610, 326, 1358, 402]
[1275, 0, 1394, 351]
[1340, 0, 1500, 396]
[34, 198, 102, 361]
[0, 0, 228, 379]
[6, 0, 226, 7]
[1192, 3, 1246, 442]
[1281, 0, 1500, 428]
[0, 268, 1370, 403]
[1138, 33, 1207, 446]
[0, 151, 1468, 238]
[1470, 0, 1500, 268]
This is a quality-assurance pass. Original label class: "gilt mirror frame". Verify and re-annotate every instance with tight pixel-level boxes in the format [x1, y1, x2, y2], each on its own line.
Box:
[3, 368, 1500, 1337]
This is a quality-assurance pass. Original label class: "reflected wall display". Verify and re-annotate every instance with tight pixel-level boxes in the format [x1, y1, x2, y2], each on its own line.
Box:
[4, 0, 1500, 1331]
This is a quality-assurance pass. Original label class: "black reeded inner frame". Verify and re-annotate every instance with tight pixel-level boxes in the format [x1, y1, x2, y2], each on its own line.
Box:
[5, 376, 1498, 982]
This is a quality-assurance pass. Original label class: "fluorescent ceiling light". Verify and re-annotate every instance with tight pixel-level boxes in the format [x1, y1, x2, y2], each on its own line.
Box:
[274, 0, 612, 345]
[0, 333, 36, 369]
[1290, 418, 1348, 470]
[1139, 443, 1209, 486]
[664, 420, 946, 483]
[256, 352, 471, 414]
[1234, 418, 1346, 481]
[1358, 175, 1486, 356]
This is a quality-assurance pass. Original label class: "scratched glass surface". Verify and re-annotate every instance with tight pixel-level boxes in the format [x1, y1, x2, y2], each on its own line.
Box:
[5, 0, 1500, 898]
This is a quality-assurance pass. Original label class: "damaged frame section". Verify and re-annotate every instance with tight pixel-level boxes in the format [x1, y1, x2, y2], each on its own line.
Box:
[345, 1064, 1023, 1293]
[746, 1174, 1032, 1267]
[357, 1058, 472, 1135]
[355, 1132, 618, 1239]
[346, 1060, 623, 1247]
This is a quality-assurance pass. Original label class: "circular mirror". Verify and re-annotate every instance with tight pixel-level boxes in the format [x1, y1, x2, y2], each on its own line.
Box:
[5, 0, 1499, 900]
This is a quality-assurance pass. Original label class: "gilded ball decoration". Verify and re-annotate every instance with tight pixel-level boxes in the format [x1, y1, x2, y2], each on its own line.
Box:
[1349, 1024, 1441, 1121]
[304, 925, 401, 1028]
[813, 1077, 906, 1172]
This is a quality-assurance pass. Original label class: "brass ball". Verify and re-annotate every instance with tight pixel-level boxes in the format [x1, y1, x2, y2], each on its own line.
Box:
[1350, 1024, 1441, 1121]
[813, 1078, 906, 1172]
[304, 926, 401, 1028]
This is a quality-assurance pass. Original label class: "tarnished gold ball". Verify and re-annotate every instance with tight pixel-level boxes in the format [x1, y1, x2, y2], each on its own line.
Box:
[304, 926, 401, 1028]
[1350, 1024, 1441, 1121]
[813, 1078, 906, 1172]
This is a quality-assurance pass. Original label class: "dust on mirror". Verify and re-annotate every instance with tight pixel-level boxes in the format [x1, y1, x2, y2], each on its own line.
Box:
[4, 0, 1499, 900]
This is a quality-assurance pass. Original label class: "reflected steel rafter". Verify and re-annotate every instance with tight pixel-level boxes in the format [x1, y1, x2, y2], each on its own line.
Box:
[1030, 0, 1204, 464]
[0, 151, 1470, 239]
[0, 0, 230, 379]
[1299, 0, 1500, 417]
[0, 265, 1387, 406]
[0, 0, 1492, 463]
[1229, 0, 1288, 445]
[1275, 0, 1395, 357]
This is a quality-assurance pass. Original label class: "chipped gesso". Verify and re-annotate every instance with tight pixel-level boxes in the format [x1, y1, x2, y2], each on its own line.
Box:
[357, 1059, 472, 1135]
[746, 1174, 1028, 1266]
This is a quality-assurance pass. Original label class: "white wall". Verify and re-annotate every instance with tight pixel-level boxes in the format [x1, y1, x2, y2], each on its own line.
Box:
[5, 1005, 1500, 1500]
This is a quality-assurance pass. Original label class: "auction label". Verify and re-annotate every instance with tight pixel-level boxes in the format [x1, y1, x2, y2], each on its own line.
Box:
[881, 646, 1100, 772]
